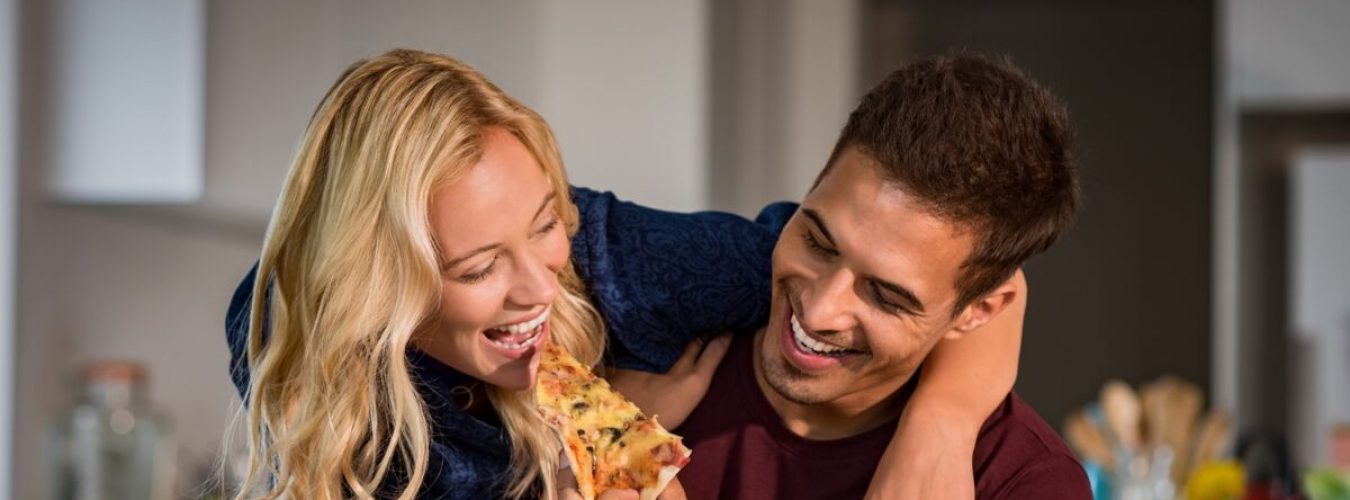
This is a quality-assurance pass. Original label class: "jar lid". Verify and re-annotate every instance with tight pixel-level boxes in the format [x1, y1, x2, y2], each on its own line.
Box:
[82, 361, 146, 383]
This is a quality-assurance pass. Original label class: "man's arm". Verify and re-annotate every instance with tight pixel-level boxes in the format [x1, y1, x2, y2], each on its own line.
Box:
[865, 270, 1026, 500]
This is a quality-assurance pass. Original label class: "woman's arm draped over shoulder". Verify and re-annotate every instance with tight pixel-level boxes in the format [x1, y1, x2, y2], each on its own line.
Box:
[568, 187, 791, 372]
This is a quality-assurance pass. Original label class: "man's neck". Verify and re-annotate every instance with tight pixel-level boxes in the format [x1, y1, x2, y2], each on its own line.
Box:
[751, 329, 914, 441]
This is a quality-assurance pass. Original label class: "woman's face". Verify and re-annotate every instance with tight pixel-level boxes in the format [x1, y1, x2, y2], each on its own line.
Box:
[418, 128, 569, 390]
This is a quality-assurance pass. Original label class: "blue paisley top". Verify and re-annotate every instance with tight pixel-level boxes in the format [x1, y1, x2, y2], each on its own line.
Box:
[224, 187, 797, 498]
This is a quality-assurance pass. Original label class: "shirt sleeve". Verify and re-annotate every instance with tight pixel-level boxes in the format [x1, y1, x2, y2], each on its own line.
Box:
[569, 186, 795, 372]
[990, 454, 1094, 500]
[224, 263, 258, 401]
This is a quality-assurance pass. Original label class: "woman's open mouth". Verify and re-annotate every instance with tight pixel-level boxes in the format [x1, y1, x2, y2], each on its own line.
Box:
[483, 306, 550, 355]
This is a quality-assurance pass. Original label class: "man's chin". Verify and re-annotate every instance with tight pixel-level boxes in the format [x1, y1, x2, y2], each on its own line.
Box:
[770, 382, 830, 406]
[761, 353, 834, 406]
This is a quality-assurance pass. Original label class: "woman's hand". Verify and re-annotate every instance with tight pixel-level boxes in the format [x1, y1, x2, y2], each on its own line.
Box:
[558, 463, 640, 500]
[606, 334, 731, 429]
[557, 460, 688, 500]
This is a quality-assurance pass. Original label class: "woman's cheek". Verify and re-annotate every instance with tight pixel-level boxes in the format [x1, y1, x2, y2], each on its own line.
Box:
[542, 229, 571, 272]
[437, 282, 504, 334]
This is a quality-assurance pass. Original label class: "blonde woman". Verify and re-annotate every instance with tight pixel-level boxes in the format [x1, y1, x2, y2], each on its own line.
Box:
[226, 49, 1024, 499]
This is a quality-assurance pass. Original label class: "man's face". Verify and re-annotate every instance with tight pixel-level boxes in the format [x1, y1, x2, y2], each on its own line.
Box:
[759, 147, 977, 408]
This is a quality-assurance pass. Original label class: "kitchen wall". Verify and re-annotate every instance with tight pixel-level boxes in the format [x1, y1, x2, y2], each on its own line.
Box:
[15, 1, 709, 497]
[22, 0, 1349, 496]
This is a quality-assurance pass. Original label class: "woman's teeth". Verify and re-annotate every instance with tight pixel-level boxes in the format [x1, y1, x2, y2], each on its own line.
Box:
[485, 307, 550, 350]
[791, 314, 854, 356]
[490, 325, 542, 350]
[494, 307, 550, 334]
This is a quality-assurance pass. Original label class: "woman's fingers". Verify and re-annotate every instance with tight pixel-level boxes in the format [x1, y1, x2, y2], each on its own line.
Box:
[673, 332, 732, 376]
[693, 333, 732, 380]
[669, 335, 706, 373]
[657, 477, 689, 500]
[597, 489, 640, 500]
[557, 451, 584, 500]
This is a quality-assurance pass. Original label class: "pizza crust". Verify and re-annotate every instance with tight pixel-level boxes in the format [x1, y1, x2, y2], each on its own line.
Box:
[638, 459, 688, 500]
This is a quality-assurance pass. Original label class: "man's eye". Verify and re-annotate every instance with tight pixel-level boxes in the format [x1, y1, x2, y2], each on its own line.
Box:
[870, 283, 908, 315]
[876, 296, 903, 314]
[803, 232, 836, 258]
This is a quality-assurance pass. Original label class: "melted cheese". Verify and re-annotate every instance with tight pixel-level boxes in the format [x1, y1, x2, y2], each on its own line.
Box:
[535, 342, 691, 500]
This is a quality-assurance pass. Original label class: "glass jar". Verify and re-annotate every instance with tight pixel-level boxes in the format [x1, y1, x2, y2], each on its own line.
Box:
[49, 361, 176, 500]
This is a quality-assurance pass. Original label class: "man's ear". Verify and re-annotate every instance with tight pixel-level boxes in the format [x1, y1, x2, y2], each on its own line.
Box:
[944, 277, 1020, 340]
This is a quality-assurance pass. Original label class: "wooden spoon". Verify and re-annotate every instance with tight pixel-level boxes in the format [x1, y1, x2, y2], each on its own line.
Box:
[1165, 378, 1204, 482]
[1140, 377, 1175, 448]
[1188, 409, 1232, 479]
[1065, 410, 1116, 469]
[1101, 379, 1143, 452]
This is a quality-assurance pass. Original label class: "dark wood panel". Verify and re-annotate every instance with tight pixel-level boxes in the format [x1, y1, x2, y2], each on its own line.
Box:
[865, 0, 1215, 427]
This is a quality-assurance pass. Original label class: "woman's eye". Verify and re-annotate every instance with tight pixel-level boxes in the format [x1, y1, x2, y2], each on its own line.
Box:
[534, 216, 560, 237]
[456, 256, 497, 284]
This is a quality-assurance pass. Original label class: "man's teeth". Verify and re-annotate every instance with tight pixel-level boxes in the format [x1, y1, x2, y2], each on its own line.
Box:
[791, 314, 851, 356]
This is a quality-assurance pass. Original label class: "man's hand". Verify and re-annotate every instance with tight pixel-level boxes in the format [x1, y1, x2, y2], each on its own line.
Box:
[606, 334, 731, 429]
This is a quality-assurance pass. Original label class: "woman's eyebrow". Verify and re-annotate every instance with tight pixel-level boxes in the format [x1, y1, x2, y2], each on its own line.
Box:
[533, 191, 557, 221]
[441, 190, 556, 272]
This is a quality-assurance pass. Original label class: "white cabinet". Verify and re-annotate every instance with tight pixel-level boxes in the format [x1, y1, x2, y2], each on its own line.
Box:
[50, 0, 204, 202]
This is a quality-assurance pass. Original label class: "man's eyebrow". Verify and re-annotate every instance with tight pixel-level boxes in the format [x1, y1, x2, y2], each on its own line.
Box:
[801, 208, 837, 246]
[872, 278, 926, 315]
[441, 190, 556, 272]
[803, 207, 925, 314]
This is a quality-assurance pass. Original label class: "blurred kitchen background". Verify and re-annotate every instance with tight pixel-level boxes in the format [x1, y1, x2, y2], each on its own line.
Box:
[2, 0, 1348, 498]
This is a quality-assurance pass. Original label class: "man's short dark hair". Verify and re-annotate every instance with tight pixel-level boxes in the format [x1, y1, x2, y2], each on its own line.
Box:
[818, 52, 1079, 314]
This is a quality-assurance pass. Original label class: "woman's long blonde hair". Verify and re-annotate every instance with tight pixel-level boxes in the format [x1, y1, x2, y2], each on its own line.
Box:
[239, 49, 606, 499]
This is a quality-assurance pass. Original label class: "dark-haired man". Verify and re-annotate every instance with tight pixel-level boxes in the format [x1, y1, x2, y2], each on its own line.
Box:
[671, 53, 1091, 499]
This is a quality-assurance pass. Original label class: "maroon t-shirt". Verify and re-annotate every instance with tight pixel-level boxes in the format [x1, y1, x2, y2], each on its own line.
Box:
[674, 333, 1091, 499]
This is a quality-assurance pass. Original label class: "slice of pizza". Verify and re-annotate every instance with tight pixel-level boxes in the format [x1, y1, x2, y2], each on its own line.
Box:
[536, 341, 692, 500]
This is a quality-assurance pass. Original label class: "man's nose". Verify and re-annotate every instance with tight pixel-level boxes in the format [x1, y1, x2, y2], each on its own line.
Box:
[797, 268, 861, 334]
